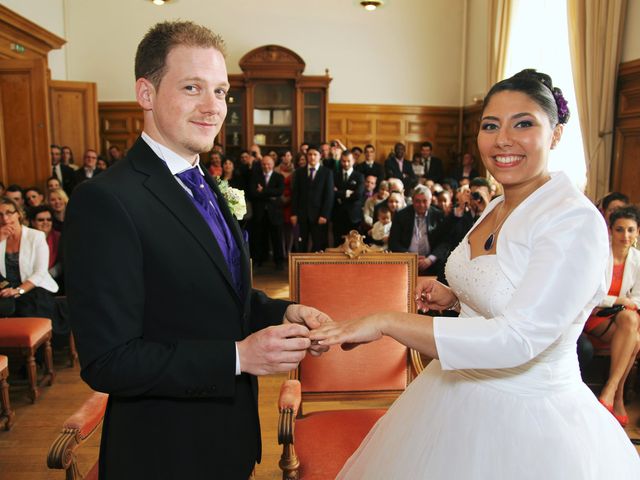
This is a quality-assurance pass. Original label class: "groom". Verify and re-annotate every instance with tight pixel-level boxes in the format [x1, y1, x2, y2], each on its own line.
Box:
[65, 21, 330, 479]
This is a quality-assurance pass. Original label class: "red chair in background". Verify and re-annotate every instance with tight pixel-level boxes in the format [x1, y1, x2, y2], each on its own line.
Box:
[0, 354, 14, 430]
[278, 234, 426, 480]
[0, 316, 55, 402]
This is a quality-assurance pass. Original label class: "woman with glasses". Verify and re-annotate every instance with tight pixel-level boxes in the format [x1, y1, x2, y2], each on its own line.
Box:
[28, 205, 63, 293]
[0, 197, 60, 328]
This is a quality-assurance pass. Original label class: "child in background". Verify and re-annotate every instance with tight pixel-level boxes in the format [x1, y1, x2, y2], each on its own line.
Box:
[370, 205, 392, 249]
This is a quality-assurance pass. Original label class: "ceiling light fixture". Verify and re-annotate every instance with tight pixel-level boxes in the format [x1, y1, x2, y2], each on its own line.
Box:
[152, 0, 166, 5]
[361, 1, 383, 11]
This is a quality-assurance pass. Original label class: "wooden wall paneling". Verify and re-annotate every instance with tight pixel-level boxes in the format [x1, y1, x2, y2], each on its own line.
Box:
[98, 102, 143, 156]
[0, 5, 65, 64]
[0, 58, 51, 188]
[0, 87, 6, 181]
[328, 104, 460, 168]
[49, 80, 100, 162]
[612, 59, 640, 203]
[460, 103, 483, 176]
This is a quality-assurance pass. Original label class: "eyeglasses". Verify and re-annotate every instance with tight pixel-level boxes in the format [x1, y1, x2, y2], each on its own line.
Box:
[0, 210, 17, 218]
[35, 218, 52, 222]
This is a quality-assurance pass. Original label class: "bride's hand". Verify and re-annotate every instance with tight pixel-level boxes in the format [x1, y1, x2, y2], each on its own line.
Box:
[310, 314, 386, 350]
[415, 277, 457, 312]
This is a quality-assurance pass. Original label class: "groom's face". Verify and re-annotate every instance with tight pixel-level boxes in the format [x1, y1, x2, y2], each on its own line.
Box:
[139, 45, 230, 159]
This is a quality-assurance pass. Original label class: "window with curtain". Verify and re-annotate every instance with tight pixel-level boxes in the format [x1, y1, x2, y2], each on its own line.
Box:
[504, 0, 586, 190]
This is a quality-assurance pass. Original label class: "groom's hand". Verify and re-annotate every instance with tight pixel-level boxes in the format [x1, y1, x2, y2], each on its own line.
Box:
[284, 304, 333, 356]
[237, 323, 311, 375]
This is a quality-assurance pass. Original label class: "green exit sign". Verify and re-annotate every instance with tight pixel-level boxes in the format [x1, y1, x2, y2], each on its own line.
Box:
[11, 43, 25, 54]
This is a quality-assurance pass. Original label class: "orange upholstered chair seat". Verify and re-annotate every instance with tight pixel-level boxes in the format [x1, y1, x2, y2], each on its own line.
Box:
[0, 317, 52, 347]
[0, 317, 54, 403]
[294, 409, 386, 480]
[0, 354, 6, 371]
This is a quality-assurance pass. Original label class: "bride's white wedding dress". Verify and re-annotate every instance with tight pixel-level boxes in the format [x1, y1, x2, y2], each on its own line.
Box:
[337, 174, 640, 479]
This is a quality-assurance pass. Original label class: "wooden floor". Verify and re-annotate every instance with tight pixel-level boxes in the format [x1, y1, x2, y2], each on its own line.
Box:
[0, 268, 638, 479]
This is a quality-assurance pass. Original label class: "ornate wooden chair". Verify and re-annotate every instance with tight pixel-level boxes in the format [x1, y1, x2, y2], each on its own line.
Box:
[0, 354, 14, 430]
[0, 316, 55, 402]
[278, 232, 426, 480]
[47, 391, 108, 480]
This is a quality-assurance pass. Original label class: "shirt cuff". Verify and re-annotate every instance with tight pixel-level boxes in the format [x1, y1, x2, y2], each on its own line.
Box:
[428, 254, 437, 264]
[235, 342, 241, 375]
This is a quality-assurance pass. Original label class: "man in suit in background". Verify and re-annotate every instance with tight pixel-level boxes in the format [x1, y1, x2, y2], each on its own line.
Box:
[73, 149, 101, 188]
[290, 145, 334, 252]
[248, 154, 285, 269]
[384, 142, 416, 192]
[50, 144, 75, 195]
[388, 185, 451, 280]
[65, 21, 330, 480]
[332, 150, 364, 245]
[419, 141, 445, 183]
[355, 144, 384, 187]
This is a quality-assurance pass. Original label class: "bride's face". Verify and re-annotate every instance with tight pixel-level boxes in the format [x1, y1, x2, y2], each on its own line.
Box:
[477, 90, 562, 190]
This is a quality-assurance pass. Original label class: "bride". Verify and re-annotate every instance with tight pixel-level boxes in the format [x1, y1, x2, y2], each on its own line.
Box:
[311, 69, 640, 479]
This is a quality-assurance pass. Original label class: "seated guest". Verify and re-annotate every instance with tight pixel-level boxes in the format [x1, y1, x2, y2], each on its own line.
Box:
[386, 191, 405, 218]
[583, 206, 640, 427]
[363, 179, 389, 228]
[24, 187, 45, 209]
[373, 177, 406, 221]
[451, 152, 480, 182]
[46, 176, 62, 193]
[449, 177, 492, 249]
[47, 188, 68, 233]
[369, 205, 392, 249]
[74, 149, 101, 187]
[28, 205, 63, 291]
[384, 143, 416, 192]
[207, 151, 223, 177]
[248, 155, 285, 269]
[0, 197, 61, 330]
[435, 190, 453, 217]
[388, 185, 450, 278]
[440, 177, 458, 195]
[96, 156, 110, 172]
[363, 174, 377, 201]
[355, 144, 384, 187]
[5, 185, 24, 210]
[598, 191, 629, 226]
[332, 150, 364, 245]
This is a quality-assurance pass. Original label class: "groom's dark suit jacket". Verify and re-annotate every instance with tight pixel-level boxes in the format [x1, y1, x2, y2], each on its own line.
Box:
[65, 138, 290, 480]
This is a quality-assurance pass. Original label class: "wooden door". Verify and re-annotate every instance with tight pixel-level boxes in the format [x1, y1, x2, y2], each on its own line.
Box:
[0, 58, 50, 188]
[49, 80, 100, 164]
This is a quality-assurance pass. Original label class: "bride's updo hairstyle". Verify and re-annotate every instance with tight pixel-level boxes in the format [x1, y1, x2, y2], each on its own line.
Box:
[482, 69, 571, 127]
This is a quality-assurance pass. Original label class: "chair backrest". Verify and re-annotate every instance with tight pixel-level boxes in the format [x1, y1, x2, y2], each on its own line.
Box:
[289, 248, 419, 403]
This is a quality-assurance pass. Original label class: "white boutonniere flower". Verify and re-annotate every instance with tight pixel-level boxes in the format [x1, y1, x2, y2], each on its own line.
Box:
[216, 178, 247, 220]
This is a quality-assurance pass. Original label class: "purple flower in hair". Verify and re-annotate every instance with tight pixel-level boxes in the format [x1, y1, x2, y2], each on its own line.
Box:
[553, 89, 570, 124]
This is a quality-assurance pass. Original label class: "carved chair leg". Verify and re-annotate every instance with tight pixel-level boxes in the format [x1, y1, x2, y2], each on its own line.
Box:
[42, 338, 55, 386]
[26, 352, 39, 403]
[280, 444, 300, 480]
[0, 372, 14, 430]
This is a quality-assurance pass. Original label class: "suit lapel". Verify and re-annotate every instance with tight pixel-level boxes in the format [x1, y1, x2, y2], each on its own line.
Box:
[130, 139, 243, 304]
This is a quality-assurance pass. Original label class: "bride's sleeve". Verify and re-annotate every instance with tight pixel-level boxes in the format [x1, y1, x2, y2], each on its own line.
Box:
[434, 205, 609, 370]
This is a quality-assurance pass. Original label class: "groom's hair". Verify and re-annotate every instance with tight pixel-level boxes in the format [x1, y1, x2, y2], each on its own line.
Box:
[135, 21, 226, 89]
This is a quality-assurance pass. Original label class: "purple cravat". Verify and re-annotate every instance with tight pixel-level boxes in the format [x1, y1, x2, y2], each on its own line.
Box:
[176, 167, 243, 295]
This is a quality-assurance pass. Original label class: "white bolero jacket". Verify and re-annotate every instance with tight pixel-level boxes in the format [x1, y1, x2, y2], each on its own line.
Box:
[0, 226, 59, 293]
[599, 248, 640, 309]
[434, 172, 609, 370]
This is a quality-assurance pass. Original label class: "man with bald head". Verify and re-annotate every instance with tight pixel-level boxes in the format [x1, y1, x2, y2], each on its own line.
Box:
[388, 185, 451, 278]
